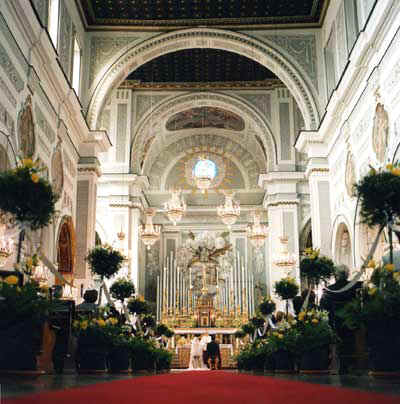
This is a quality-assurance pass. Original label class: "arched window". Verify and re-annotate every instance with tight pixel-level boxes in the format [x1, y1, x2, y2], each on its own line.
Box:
[193, 158, 217, 180]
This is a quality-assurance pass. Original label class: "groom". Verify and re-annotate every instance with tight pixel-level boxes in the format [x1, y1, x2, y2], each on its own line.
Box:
[206, 335, 221, 370]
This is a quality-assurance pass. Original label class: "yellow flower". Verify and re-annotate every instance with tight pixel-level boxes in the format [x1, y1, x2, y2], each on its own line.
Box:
[21, 158, 33, 168]
[386, 163, 394, 171]
[4, 275, 19, 285]
[392, 168, 400, 176]
[368, 287, 377, 296]
[97, 319, 106, 327]
[367, 259, 376, 268]
[277, 334, 284, 339]
[384, 263, 395, 272]
[73, 320, 80, 328]
[81, 320, 88, 330]
[311, 318, 319, 324]
[31, 173, 39, 183]
[298, 312, 306, 321]
[394, 272, 400, 282]
[108, 317, 118, 325]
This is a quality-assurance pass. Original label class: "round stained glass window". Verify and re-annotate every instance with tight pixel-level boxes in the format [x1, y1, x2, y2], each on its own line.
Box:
[193, 159, 217, 179]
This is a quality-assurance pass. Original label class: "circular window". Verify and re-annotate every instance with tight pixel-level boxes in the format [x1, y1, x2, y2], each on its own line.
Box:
[193, 159, 217, 179]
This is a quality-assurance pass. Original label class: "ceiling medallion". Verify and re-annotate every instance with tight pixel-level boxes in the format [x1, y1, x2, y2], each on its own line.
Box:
[140, 208, 161, 250]
[247, 211, 268, 249]
[217, 191, 240, 228]
[164, 189, 186, 225]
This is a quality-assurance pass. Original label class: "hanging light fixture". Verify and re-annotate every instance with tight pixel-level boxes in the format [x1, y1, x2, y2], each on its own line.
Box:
[140, 208, 161, 250]
[217, 191, 240, 228]
[274, 236, 296, 270]
[247, 210, 268, 249]
[164, 189, 186, 226]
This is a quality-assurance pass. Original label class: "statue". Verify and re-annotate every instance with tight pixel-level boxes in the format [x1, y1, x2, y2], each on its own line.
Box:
[372, 103, 389, 163]
[338, 228, 352, 270]
[17, 95, 35, 158]
[51, 140, 64, 197]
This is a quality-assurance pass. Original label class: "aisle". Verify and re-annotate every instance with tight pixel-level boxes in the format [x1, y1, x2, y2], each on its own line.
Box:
[5, 371, 400, 404]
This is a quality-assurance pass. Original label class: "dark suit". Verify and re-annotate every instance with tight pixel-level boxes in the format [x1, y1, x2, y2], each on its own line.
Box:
[206, 340, 221, 370]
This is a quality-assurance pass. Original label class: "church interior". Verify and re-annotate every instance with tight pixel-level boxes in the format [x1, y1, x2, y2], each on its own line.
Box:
[1, 0, 400, 403]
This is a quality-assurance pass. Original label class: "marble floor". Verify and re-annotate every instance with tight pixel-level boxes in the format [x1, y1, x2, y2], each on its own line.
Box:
[1, 371, 400, 400]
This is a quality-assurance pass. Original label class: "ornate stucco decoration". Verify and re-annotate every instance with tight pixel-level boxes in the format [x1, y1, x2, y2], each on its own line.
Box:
[17, 95, 35, 158]
[372, 102, 389, 164]
[131, 92, 274, 174]
[51, 140, 64, 197]
[344, 151, 356, 198]
[87, 28, 320, 132]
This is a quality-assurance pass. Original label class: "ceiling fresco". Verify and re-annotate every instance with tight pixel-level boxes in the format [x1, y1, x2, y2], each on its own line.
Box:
[127, 49, 276, 83]
[166, 107, 245, 131]
[79, 0, 328, 28]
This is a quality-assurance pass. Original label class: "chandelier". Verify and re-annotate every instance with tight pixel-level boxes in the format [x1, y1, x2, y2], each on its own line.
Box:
[217, 192, 240, 228]
[247, 211, 268, 249]
[140, 208, 161, 250]
[164, 189, 186, 225]
[274, 236, 296, 270]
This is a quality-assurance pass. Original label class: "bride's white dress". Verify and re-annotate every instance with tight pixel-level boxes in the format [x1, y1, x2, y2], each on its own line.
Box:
[188, 337, 208, 370]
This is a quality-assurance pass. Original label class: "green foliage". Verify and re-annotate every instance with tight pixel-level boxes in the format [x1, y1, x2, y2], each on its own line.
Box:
[234, 329, 246, 339]
[300, 249, 335, 286]
[235, 341, 273, 371]
[267, 324, 299, 354]
[86, 245, 125, 279]
[295, 310, 335, 353]
[142, 315, 155, 329]
[110, 278, 135, 302]
[0, 280, 52, 326]
[274, 277, 299, 300]
[338, 268, 400, 331]
[355, 168, 400, 227]
[241, 323, 255, 335]
[128, 337, 157, 371]
[250, 316, 265, 329]
[259, 299, 276, 316]
[127, 297, 151, 315]
[154, 347, 173, 370]
[0, 165, 57, 229]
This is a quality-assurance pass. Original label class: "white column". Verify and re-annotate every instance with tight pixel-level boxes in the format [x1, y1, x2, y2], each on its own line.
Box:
[130, 207, 141, 289]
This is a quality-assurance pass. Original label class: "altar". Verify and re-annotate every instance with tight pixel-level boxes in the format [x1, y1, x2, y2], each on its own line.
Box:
[173, 328, 237, 369]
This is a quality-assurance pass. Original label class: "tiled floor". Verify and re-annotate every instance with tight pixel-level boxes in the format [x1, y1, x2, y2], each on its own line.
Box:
[1, 371, 400, 399]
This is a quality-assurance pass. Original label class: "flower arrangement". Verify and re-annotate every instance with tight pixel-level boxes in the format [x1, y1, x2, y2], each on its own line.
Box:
[259, 298, 276, 316]
[0, 158, 58, 229]
[110, 278, 135, 302]
[86, 245, 125, 279]
[300, 248, 335, 286]
[355, 162, 400, 227]
[274, 276, 299, 300]
[295, 309, 335, 353]
[267, 320, 299, 355]
[156, 323, 174, 338]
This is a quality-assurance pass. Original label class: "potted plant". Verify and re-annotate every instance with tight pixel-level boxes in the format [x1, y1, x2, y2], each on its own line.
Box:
[0, 158, 57, 230]
[0, 276, 52, 374]
[108, 326, 132, 374]
[295, 309, 335, 373]
[154, 347, 172, 373]
[266, 320, 298, 373]
[274, 276, 299, 317]
[73, 316, 114, 373]
[129, 337, 156, 373]
[300, 248, 335, 293]
[338, 265, 400, 376]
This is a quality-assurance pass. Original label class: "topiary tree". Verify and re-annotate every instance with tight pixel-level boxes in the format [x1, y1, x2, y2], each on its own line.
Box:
[110, 278, 135, 302]
[86, 245, 125, 280]
[274, 276, 299, 318]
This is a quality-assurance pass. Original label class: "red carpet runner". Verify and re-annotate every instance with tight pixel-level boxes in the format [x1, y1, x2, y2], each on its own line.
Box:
[5, 371, 400, 404]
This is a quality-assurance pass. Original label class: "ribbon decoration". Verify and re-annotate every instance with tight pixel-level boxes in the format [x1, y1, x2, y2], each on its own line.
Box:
[323, 224, 385, 294]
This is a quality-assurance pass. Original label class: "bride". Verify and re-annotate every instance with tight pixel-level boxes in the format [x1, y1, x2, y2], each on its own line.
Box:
[188, 336, 208, 370]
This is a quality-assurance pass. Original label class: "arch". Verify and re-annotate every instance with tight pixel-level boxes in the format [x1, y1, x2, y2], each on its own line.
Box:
[87, 28, 320, 132]
[131, 92, 275, 174]
[147, 133, 260, 190]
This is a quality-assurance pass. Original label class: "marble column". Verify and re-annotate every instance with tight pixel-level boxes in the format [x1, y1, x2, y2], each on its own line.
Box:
[259, 172, 303, 309]
[295, 133, 332, 256]
[75, 131, 111, 296]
